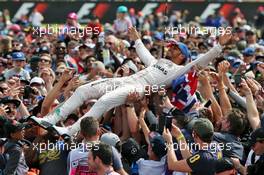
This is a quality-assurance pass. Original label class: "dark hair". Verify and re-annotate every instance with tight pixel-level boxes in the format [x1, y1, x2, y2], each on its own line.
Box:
[91, 142, 113, 165]
[194, 130, 213, 143]
[198, 108, 213, 122]
[227, 109, 246, 136]
[80, 117, 99, 138]
[214, 57, 225, 72]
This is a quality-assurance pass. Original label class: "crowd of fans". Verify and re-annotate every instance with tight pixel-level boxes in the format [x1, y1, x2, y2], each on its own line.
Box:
[0, 4, 264, 175]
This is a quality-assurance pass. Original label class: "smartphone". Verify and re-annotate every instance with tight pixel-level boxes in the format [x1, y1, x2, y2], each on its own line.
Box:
[165, 116, 173, 131]
[204, 99, 212, 108]
[24, 85, 33, 99]
[234, 74, 242, 86]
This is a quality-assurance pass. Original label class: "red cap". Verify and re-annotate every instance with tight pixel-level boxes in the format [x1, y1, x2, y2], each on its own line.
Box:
[67, 12, 78, 20]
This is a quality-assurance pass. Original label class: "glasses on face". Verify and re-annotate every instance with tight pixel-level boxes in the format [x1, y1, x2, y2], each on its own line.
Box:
[55, 72, 63, 76]
[0, 87, 8, 91]
[56, 47, 66, 50]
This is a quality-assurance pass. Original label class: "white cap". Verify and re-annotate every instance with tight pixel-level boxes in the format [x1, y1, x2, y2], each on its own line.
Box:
[100, 133, 120, 147]
[92, 61, 105, 70]
[30, 77, 45, 85]
[122, 40, 131, 48]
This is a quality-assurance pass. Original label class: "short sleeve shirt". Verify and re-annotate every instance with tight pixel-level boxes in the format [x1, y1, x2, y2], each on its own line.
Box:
[186, 151, 216, 175]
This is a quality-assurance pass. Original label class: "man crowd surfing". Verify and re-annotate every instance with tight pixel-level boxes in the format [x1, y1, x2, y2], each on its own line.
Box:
[0, 4, 264, 175]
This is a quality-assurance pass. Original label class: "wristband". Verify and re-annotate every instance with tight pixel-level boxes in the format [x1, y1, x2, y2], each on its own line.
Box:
[218, 87, 225, 91]
[177, 134, 185, 141]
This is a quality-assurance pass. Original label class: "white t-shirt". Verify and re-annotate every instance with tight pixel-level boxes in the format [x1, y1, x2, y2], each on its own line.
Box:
[245, 149, 260, 167]
[136, 156, 167, 175]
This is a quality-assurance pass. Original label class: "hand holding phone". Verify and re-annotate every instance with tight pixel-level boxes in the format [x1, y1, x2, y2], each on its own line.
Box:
[234, 74, 242, 86]
[165, 116, 173, 131]
[204, 99, 212, 108]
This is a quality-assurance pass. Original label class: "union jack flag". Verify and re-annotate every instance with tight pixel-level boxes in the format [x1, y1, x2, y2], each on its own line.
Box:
[171, 71, 198, 113]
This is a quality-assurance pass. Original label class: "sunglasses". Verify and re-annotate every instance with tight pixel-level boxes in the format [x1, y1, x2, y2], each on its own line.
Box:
[55, 72, 63, 76]
[56, 47, 66, 50]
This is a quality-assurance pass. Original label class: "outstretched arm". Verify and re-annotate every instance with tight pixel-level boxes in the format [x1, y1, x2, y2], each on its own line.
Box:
[171, 32, 232, 80]
[128, 27, 157, 67]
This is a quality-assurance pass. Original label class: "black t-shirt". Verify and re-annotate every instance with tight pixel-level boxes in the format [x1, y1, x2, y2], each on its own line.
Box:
[186, 150, 217, 175]
[38, 148, 69, 175]
[248, 154, 264, 175]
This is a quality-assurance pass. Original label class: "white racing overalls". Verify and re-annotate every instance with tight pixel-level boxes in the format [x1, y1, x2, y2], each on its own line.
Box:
[44, 39, 222, 135]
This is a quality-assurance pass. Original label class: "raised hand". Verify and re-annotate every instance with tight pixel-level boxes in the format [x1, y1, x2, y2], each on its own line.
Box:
[163, 127, 173, 143]
[245, 77, 261, 95]
[0, 104, 9, 117]
[209, 72, 221, 83]
[218, 60, 230, 75]
[60, 68, 74, 83]
[198, 70, 209, 83]
[219, 30, 232, 46]
[126, 91, 140, 105]
[257, 63, 264, 76]
[128, 27, 141, 41]
[239, 79, 252, 96]
[171, 123, 183, 138]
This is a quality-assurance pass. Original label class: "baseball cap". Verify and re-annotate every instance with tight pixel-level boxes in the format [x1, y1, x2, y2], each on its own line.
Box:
[192, 118, 214, 142]
[67, 12, 77, 20]
[149, 132, 167, 159]
[3, 118, 25, 137]
[39, 46, 50, 54]
[78, 43, 95, 50]
[9, 24, 21, 32]
[12, 52, 26, 61]
[29, 56, 40, 63]
[121, 138, 141, 163]
[236, 40, 247, 51]
[232, 59, 244, 69]
[117, 6, 128, 13]
[242, 47, 255, 56]
[20, 77, 30, 85]
[246, 30, 255, 36]
[153, 32, 164, 41]
[92, 61, 105, 70]
[30, 77, 45, 85]
[166, 39, 191, 61]
[142, 35, 153, 45]
[228, 49, 242, 59]
[0, 97, 21, 108]
[100, 133, 120, 147]
[249, 128, 264, 147]
[215, 158, 235, 173]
